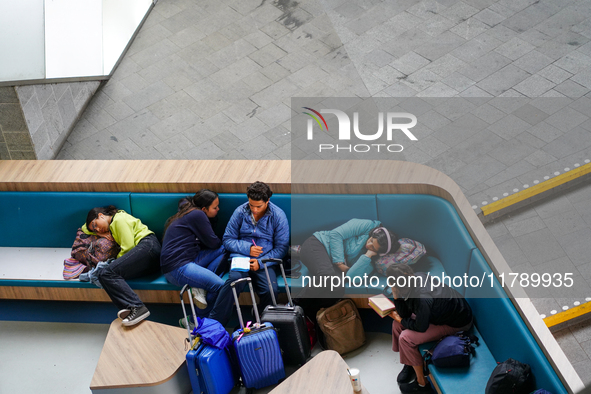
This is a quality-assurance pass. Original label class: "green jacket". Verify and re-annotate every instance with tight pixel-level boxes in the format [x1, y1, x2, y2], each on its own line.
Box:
[313, 218, 381, 268]
[82, 210, 153, 258]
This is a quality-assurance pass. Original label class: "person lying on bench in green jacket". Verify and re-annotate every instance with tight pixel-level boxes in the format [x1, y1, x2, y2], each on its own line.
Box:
[83, 205, 161, 326]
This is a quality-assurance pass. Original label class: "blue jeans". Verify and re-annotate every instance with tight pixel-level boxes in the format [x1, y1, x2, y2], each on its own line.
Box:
[97, 234, 161, 310]
[209, 264, 279, 327]
[164, 246, 227, 309]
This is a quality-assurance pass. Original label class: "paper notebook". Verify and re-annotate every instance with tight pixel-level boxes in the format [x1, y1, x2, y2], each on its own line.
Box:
[368, 294, 396, 318]
[230, 257, 250, 272]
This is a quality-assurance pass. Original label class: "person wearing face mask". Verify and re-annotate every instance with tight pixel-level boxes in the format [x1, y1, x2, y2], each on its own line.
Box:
[83, 205, 161, 326]
[161, 190, 228, 318]
[387, 264, 473, 394]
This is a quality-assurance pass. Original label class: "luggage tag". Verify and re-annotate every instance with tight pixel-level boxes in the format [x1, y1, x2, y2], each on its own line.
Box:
[236, 321, 252, 342]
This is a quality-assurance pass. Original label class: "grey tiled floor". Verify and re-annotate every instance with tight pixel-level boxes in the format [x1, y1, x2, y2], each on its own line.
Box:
[55, 0, 591, 385]
[555, 321, 591, 387]
[59, 0, 591, 164]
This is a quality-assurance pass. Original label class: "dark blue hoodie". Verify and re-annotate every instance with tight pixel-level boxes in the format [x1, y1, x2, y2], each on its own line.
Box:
[160, 209, 222, 274]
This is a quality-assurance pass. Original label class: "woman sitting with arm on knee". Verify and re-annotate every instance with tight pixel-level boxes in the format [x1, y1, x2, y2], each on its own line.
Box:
[387, 264, 473, 393]
[84, 205, 161, 326]
[161, 190, 228, 316]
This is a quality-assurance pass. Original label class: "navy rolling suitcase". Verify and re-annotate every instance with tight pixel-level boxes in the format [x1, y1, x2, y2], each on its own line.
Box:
[231, 277, 285, 390]
[180, 285, 235, 394]
[260, 258, 311, 365]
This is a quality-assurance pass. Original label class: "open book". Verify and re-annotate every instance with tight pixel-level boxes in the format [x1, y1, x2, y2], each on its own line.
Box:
[368, 294, 396, 318]
[230, 257, 250, 272]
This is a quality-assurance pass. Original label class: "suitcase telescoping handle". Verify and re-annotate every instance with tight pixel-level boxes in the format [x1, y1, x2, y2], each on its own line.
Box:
[180, 284, 198, 342]
[262, 258, 294, 308]
[230, 277, 261, 329]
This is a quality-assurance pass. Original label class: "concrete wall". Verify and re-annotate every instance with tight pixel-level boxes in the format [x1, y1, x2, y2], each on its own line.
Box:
[0, 87, 35, 160]
[15, 81, 100, 159]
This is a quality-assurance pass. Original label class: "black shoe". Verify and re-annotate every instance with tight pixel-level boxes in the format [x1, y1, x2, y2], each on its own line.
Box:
[122, 305, 150, 327]
[397, 365, 416, 383]
[399, 380, 433, 393]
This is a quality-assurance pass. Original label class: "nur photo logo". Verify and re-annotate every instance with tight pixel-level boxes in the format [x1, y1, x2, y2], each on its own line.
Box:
[302, 107, 418, 154]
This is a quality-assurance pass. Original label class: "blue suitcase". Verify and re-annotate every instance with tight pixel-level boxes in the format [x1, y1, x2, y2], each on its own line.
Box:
[181, 285, 236, 394]
[231, 278, 285, 390]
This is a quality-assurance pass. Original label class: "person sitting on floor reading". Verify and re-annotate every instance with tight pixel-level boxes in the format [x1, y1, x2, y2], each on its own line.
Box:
[208, 181, 289, 326]
[83, 205, 161, 326]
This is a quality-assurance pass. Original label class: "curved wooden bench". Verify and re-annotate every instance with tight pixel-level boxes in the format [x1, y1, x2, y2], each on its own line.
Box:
[0, 160, 583, 394]
[90, 319, 190, 394]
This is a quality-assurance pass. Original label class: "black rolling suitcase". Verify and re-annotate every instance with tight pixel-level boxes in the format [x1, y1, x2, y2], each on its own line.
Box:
[260, 258, 311, 365]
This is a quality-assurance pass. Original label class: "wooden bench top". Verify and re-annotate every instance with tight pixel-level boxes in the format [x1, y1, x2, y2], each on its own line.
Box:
[270, 350, 369, 394]
[90, 319, 188, 389]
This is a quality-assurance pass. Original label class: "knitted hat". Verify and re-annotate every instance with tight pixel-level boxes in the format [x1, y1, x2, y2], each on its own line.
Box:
[63, 258, 86, 280]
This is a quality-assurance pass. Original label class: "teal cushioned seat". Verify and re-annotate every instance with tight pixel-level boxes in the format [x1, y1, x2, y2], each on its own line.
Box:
[418, 326, 497, 394]
[127, 272, 180, 290]
[3, 276, 179, 291]
[129, 193, 190, 241]
[376, 195, 476, 293]
[130, 193, 291, 241]
[0, 192, 131, 248]
[290, 194, 378, 245]
[465, 249, 567, 394]
[1, 279, 107, 288]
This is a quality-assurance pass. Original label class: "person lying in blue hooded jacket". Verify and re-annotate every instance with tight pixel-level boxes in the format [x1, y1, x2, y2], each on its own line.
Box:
[208, 181, 289, 326]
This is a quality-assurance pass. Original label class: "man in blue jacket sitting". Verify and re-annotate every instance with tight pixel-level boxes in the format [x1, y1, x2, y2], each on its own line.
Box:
[209, 181, 289, 326]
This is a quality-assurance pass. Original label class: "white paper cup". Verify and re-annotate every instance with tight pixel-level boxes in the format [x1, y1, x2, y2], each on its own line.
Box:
[349, 368, 362, 392]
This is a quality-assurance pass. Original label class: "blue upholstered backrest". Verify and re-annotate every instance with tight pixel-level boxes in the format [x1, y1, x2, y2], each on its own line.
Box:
[0, 192, 132, 248]
[376, 194, 476, 281]
[129, 193, 292, 242]
[465, 250, 566, 394]
[290, 194, 378, 245]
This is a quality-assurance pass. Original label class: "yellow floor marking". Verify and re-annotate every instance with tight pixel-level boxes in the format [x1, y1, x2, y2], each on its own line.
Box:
[482, 162, 591, 216]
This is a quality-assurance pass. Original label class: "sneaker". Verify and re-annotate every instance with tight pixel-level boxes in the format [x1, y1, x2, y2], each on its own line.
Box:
[117, 309, 131, 319]
[397, 365, 416, 383]
[179, 317, 195, 330]
[399, 380, 433, 393]
[122, 305, 150, 327]
[192, 287, 207, 309]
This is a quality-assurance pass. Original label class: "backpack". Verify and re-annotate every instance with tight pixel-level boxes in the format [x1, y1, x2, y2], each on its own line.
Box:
[424, 332, 479, 369]
[316, 299, 365, 355]
[485, 358, 532, 394]
[71, 228, 120, 268]
[374, 238, 427, 275]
